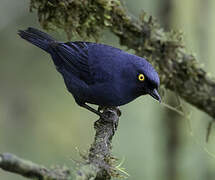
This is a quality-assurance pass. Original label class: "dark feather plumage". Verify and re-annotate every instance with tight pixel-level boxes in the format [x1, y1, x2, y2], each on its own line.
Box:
[18, 27, 161, 117]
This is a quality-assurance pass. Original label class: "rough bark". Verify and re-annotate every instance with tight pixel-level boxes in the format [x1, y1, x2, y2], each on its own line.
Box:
[76, 107, 121, 180]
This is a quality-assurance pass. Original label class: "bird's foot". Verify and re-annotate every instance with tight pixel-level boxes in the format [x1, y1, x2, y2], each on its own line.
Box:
[115, 106, 122, 117]
[99, 113, 109, 121]
[98, 107, 121, 132]
[81, 104, 120, 132]
[98, 106, 105, 113]
[98, 106, 121, 117]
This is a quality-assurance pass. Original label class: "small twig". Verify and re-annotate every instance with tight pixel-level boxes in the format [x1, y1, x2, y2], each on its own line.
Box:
[0, 153, 71, 180]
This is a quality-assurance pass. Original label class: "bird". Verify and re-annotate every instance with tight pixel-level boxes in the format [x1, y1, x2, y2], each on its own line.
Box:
[18, 27, 161, 118]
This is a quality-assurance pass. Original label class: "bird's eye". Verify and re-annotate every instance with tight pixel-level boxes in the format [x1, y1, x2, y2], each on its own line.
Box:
[138, 74, 145, 82]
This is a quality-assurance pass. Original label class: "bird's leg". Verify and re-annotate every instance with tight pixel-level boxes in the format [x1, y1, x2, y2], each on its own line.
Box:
[81, 103, 106, 119]
[115, 106, 122, 117]
[98, 106, 121, 117]
[83, 105, 121, 133]
[98, 105, 105, 113]
[81, 104, 121, 125]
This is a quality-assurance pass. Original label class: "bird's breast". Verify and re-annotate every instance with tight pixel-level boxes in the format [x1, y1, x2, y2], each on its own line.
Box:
[85, 82, 140, 106]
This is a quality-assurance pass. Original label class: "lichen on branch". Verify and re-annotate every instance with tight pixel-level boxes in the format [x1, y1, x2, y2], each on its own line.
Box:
[30, 0, 120, 40]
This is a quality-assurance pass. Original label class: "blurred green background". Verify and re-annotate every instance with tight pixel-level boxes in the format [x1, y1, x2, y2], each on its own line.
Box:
[1, 0, 215, 179]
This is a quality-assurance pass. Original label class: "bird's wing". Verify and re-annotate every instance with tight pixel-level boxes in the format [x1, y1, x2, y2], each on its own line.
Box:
[55, 41, 94, 84]
[55, 42, 119, 85]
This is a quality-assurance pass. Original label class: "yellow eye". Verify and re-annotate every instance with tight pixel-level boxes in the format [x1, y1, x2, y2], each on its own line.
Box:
[138, 74, 145, 81]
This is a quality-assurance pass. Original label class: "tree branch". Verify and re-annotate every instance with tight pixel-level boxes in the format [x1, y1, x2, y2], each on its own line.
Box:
[0, 153, 71, 180]
[30, 0, 215, 118]
[0, 108, 121, 180]
[76, 107, 121, 180]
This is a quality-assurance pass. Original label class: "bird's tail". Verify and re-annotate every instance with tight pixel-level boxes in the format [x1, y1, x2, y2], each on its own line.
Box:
[18, 27, 56, 53]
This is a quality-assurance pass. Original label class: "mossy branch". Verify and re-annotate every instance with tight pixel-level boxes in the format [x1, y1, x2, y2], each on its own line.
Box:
[30, 0, 215, 118]
[76, 107, 121, 180]
[0, 108, 121, 180]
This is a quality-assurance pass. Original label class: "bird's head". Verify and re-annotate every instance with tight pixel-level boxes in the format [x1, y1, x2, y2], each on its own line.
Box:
[127, 56, 161, 102]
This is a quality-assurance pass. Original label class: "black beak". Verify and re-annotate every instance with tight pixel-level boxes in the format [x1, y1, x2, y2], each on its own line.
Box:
[149, 89, 161, 103]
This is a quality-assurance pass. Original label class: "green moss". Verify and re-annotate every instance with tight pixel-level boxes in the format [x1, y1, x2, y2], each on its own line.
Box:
[30, 0, 121, 40]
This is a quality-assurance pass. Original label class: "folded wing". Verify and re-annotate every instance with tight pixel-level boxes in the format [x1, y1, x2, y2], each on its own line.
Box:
[53, 42, 94, 85]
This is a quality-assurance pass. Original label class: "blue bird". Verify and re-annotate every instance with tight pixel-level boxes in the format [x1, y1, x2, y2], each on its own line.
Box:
[18, 27, 161, 117]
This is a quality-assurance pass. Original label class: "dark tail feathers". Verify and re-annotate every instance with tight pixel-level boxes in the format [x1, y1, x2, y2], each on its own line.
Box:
[18, 27, 56, 53]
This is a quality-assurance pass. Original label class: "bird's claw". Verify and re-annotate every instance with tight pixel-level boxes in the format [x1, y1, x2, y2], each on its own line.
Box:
[99, 112, 109, 120]
[98, 106, 121, 117]
[115, 107, 121, 117]
[98, 108, 119, 133]
[98, 106, 104, 113]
